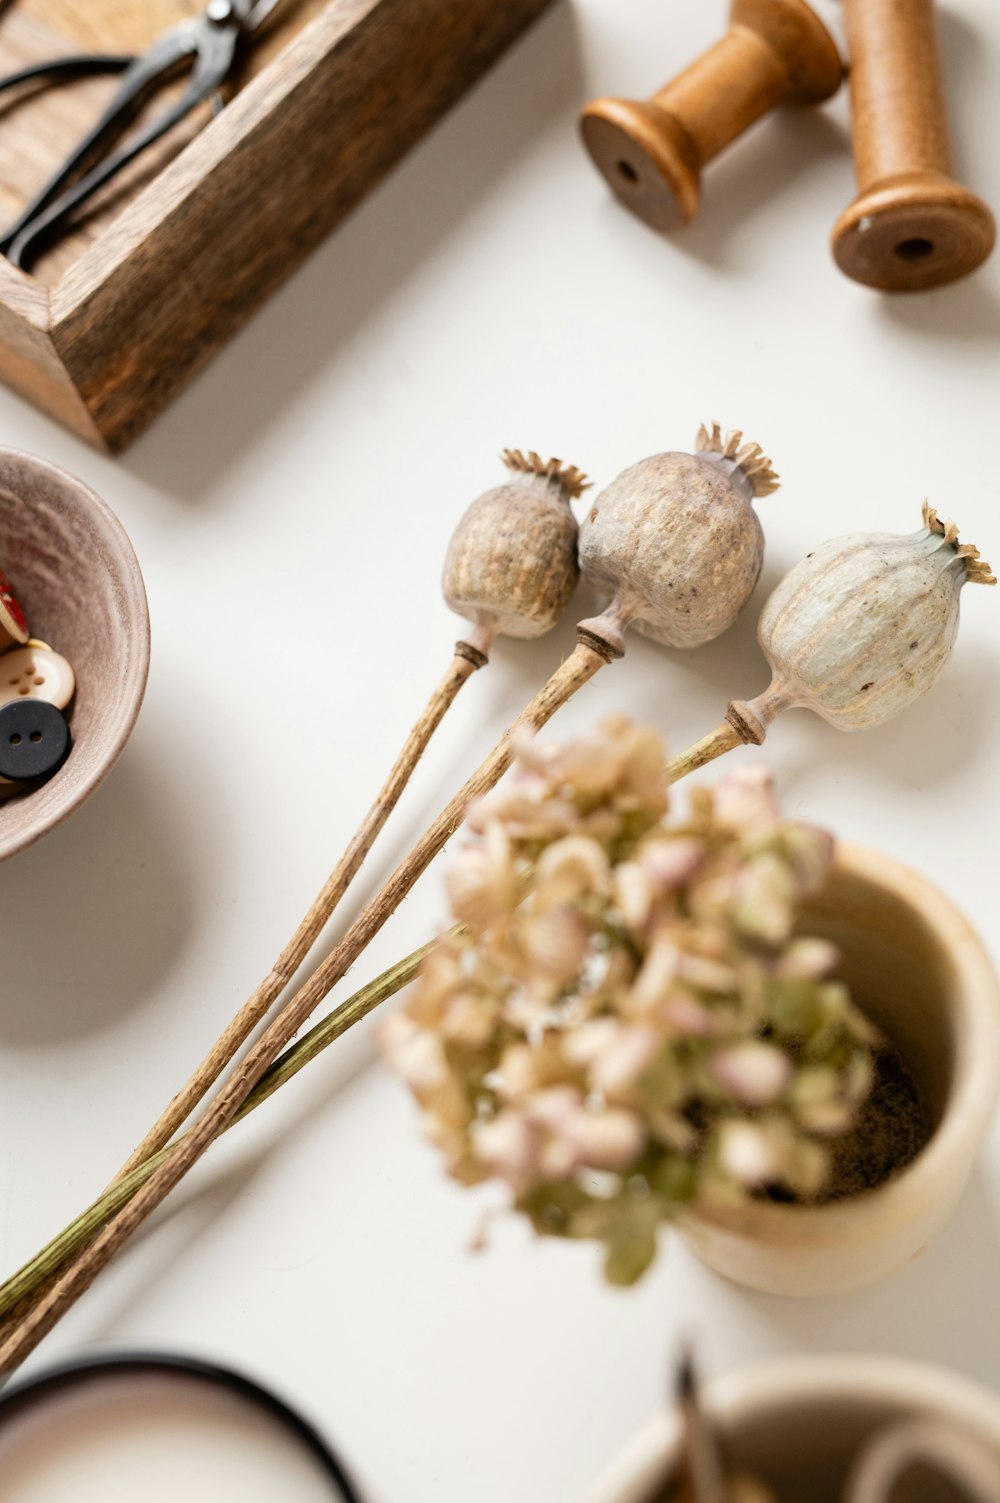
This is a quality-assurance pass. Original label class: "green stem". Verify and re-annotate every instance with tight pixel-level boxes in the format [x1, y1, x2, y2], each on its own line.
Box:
[0, 937, 443, 1322]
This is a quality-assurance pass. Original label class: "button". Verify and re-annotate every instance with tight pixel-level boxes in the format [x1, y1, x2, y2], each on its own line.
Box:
[0, 700, 71, 782]
[0, 646, 75, 710]
[0, 565, 28, 649]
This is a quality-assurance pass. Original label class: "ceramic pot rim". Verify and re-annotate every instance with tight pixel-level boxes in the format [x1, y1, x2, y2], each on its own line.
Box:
[584, 1354, 1000, 1503]
[681, 840, 1000, 1243]
[0, 447, 151, 861]
[0, 1349, 361, 1500]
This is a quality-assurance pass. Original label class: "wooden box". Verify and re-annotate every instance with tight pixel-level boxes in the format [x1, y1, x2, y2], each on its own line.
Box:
[0, 0, 555, 452]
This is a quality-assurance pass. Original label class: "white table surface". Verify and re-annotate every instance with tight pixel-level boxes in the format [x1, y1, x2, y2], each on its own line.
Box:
[2, 1, 1000, 1498]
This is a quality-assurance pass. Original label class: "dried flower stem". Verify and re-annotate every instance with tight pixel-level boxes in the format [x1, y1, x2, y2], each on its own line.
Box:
[113, 648, 484, 1184]
[0, 936, 445, 1341]
[665, 719, 745, 785]
[0, 640, 612, 1377]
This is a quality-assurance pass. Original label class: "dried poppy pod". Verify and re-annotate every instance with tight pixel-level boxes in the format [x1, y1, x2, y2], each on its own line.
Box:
[577, 423, 779, 657]
[2, 436, 788, 1370]
[666, 505, 995, 784]
[728, 503, 995, 744]
[443, 449, 588, 659]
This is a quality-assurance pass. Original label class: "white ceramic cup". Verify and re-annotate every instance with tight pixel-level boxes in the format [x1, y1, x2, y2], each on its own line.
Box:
[583, 1355, 1000, 1503]
[0, 1354, 360, 1503]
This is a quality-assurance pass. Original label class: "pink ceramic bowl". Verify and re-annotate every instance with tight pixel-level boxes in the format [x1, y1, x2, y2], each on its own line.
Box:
[0, 449, 149, 861]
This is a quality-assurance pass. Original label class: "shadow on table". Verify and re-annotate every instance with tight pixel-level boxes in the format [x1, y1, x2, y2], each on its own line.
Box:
[56, 1053, 379, 1344]
[747, 1168, 1000, 1390]
[662, 110, 850, 274]
[0, 752, 199, 1045]
[781, 648, 996, 796]
[121, 0, 585, 503]
[877, 277, 1000, 348]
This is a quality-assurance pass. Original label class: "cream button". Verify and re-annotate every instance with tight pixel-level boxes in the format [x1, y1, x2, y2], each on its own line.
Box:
[0, 646, 75, 710]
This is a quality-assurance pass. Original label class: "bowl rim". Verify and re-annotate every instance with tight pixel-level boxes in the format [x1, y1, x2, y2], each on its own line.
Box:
[0, 1349, 362, 1500]
[582, 1354, 1000, 1503]
[0, 446, 150, 861]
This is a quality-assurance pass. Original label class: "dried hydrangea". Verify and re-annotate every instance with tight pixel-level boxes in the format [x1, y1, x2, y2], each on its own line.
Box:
[381, 718, 878, 1285]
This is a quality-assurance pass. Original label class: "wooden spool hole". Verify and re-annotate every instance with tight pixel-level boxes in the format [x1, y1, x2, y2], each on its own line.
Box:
[832, 0, 995, 290]
[580, 0, 843, 231]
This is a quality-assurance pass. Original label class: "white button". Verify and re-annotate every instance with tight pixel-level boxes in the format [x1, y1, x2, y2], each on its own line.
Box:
[0, 646, 75, 711]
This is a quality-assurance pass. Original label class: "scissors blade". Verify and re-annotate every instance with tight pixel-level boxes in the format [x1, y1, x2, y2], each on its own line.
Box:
[242, 0, 290, 32]
[2, 10, 241, 267]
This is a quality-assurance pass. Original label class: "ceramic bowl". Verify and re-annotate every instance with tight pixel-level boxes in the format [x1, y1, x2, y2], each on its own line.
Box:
[678, 842, 1000, 1297]
[583, 1355, 1000, 1503]
[0, 1353, 362, 1501]
[0, 449, 149, 861]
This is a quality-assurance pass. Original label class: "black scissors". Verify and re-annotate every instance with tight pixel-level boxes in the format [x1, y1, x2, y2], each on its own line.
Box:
[0, 0, 284, 269]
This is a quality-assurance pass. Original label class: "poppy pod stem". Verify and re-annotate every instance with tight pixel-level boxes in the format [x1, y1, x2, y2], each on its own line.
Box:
[111, 449, 587, 1184]
[664, 718, 745, 785]
[0, 937, 445, 1339]
[0, 637, 614, 1380]
[664, 681, 792, 784]
[112, 646, 486, 1182]
[0, 428, 772, 1373]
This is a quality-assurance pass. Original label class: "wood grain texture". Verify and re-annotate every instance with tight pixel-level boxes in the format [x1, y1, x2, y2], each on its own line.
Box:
[0, 0, 555, 449]
[0, 260, 101, 441]
[0, 3, 206, 285]
[580, 0, 842, 232]
[0, 0, 330, 283]
[831, 0, 995, 290]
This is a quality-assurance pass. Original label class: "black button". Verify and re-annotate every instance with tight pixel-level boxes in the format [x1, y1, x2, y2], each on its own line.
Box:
[0, 700, 71, 782]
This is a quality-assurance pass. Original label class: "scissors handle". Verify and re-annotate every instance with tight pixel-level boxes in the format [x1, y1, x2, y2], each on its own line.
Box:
[1, 13, 242, 269]
[0, 56, 134, 93]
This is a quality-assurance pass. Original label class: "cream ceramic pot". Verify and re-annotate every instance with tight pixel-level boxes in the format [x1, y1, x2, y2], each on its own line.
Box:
[679, 842, 1000, 1298]
[582, 1355, 1000, 1503]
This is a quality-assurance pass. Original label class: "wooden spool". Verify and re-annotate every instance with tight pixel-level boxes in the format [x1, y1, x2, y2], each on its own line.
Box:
[580, 0, 842, 232]
[832, 0, 995, 291]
